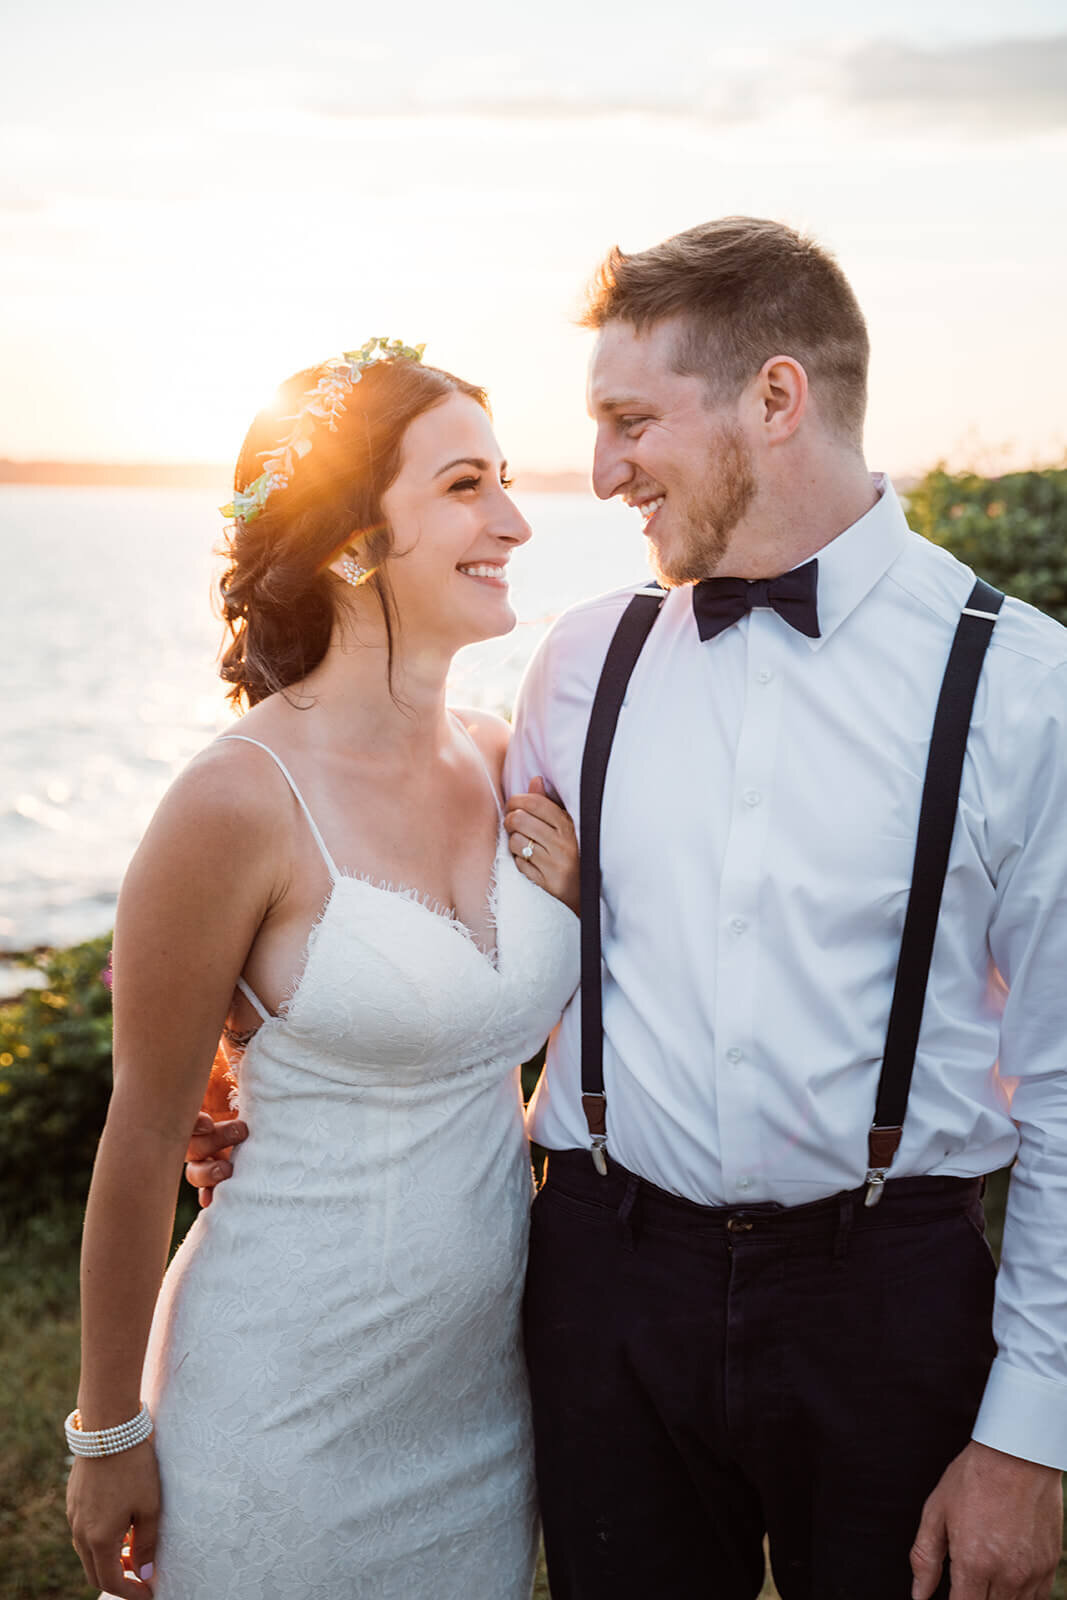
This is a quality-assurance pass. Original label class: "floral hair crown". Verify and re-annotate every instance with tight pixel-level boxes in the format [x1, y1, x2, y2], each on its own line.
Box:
[220, 336, 426, 524]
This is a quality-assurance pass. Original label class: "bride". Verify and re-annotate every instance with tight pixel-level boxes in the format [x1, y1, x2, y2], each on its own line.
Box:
[66, 340, 581, 1599]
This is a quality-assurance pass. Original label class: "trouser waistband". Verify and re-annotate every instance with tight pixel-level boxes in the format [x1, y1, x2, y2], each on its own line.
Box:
[540, 1148, 983, 1238]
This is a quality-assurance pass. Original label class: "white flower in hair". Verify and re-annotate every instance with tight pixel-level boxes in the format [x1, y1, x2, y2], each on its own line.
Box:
[220, 337, 426, 524]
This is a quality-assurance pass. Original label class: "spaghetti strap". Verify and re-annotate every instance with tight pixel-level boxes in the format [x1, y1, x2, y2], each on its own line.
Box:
[450, 714, 505, 822]
[235, 976, 272, 1023]
[220, 735, 341, 882]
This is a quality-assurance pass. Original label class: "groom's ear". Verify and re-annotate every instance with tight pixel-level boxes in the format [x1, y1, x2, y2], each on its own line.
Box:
[754, 355, 808, 445]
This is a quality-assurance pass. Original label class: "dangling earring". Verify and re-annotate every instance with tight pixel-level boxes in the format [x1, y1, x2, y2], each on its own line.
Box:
[339, 550, 367, 586]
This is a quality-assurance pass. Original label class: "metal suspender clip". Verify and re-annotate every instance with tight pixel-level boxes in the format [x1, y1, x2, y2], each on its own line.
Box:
[864, 1127, 903, 1207]
[582, 1092, 608, 1175]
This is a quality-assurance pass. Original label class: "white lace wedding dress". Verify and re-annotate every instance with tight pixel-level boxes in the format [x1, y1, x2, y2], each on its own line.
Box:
[128, 735, 580, 1599]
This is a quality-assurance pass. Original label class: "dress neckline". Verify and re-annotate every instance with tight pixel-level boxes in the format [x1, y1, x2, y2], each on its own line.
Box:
[223, 715, 506, 1020]
[328, 818, 505, 968]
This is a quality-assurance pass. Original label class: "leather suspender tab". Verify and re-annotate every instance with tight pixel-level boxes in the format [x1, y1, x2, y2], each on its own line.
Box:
[867, 1126, 903, 1169]
[581, 1093, 607, 1137]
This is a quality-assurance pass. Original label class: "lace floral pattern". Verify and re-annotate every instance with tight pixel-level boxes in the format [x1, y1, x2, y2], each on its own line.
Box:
[133, 845, 580, 1599]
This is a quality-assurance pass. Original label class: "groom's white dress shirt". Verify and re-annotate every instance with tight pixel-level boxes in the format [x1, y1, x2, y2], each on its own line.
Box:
[504, 475, 1067, 1470]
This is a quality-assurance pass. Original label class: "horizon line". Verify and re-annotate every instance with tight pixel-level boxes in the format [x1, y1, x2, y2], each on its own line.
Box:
[0, 458, 593, 491]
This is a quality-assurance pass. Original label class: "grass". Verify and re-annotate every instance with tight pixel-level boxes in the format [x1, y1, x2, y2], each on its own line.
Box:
[0, 1210, 95, 1599]
[3, 1183, 1063, 1599]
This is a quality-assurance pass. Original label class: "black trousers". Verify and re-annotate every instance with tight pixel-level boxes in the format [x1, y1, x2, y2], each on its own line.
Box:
[523, 1150, 997, 1600]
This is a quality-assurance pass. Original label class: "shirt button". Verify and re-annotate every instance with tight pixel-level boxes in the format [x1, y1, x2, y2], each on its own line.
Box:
[726, 1046, 744, 1064]
[757, 669, 774, 684]
[736, 1176, 753, 1192]
[744, 789, 761, 807]
[730, 916, 747, 934]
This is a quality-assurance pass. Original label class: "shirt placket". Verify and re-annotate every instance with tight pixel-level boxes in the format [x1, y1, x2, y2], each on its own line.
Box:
[713, 612, 784, 1199]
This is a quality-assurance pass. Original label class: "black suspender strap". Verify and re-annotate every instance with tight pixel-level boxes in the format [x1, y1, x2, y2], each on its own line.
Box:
[576, 573, 1004, 1193]
[864, 575, 1004, 1204]
[578, 584, 666, 1172]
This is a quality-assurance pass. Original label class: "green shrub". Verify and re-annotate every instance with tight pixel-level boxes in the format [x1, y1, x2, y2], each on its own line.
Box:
[908, 463, 1067, 626]
[0, 936, 115, 1227]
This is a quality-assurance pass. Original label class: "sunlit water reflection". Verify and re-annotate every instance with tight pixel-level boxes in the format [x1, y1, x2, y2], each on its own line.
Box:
[1, 486, 649, 956]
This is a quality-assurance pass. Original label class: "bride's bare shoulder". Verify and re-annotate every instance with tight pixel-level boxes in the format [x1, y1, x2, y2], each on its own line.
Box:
[450, 706, 510, 787]
[145, 732, 295, 856]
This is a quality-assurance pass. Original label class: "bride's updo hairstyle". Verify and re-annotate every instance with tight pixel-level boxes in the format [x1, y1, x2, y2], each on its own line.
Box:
[219, 354, 488, 708]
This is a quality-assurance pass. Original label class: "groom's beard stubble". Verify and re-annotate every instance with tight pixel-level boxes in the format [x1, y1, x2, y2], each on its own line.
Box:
[650, 422, 758, 588]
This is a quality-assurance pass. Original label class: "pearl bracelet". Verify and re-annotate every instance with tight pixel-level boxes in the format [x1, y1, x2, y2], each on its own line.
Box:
[64, 1402, 154, 1458]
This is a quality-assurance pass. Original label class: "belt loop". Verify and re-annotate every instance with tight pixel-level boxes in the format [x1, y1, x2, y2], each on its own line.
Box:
[617, 1173, 640, 1252]
[833, 1192, 854, 1261]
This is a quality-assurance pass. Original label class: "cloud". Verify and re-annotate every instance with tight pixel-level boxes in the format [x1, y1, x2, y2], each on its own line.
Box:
[836, 35, 1067, 132]
[314, 34, 1067, 137]
[314, 47, 770, 128]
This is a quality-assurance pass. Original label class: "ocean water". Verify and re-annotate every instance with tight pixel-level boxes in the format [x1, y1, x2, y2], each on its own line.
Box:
[0, 485, 650, 956]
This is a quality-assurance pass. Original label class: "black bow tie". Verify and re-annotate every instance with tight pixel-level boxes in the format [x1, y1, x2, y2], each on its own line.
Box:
[691, 559, 821, 642]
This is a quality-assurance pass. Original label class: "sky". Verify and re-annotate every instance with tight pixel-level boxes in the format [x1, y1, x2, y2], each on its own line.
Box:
[3, 0, 1065, 480]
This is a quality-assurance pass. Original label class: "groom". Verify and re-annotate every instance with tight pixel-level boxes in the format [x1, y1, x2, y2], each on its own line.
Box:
[501, 218, 1066, 1599]
[192, 218, 1067, 1597]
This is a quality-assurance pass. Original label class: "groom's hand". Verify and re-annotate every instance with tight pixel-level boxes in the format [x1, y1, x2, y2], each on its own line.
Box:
[909, 1440, 1062, 1598]
[183, 1112, 249, 1208]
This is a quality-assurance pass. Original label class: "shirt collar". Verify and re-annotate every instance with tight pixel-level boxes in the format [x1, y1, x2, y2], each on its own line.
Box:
[803, 472, 910, 650]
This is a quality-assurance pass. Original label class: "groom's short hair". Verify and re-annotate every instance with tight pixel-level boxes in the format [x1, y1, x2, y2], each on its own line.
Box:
[582, 217, 870, 449]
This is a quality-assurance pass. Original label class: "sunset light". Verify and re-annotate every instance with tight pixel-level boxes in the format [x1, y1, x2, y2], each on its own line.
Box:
[3, 0, 1065, 479]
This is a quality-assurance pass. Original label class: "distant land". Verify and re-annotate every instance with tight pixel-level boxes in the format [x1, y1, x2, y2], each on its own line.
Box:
[0, 459, 591, 494]
[0, 459, 227, 488]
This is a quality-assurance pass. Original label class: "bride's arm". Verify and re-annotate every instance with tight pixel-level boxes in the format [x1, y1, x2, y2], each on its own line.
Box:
[67, 747, 281, 1598]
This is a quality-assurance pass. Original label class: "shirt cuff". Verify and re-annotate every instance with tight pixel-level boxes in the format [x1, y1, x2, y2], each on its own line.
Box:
[971, 1358, 1067, 1470]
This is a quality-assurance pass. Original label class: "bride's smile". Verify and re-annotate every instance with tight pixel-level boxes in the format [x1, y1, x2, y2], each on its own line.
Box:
[374, 392, 531, 652]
